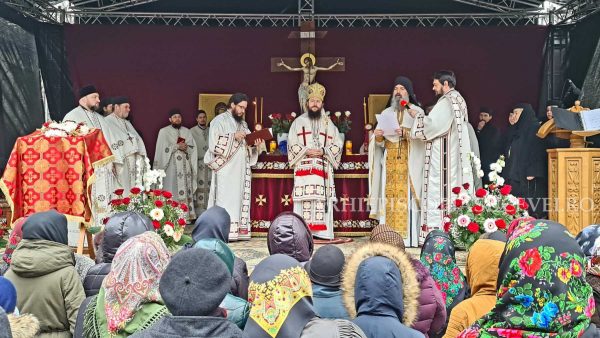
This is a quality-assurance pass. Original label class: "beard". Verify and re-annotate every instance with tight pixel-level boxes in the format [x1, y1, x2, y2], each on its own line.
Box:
[232, 113, 244, 123]
[171, 123, 181, 129]
[308, 109, 322, 120]
[390, 94, 408, 111]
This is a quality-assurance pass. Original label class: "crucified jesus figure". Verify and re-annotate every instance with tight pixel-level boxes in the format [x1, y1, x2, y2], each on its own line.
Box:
[277, 54, 343, 113]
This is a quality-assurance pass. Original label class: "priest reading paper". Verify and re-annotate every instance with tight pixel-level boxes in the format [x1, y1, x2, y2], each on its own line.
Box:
[154, 109, 198, 220]
[205, 93, 264, 241]
[368, 76, 425, 247]
[104, 96, 148, 195]
[409, 71, 474, 243]
[288, 82, 343, 239]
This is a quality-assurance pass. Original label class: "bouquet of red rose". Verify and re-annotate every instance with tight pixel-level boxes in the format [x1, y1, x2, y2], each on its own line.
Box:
[106, 187, 192, 249]
[446, 155, 529, 249]
[269, 112, 296, 134]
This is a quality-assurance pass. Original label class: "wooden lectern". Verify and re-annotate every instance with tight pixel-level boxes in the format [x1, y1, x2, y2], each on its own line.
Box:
[548, 148, 600, 234]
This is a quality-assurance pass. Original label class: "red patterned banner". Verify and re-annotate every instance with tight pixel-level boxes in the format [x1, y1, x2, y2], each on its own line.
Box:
[0, 129, 113, 225]
[251, 154, 377, 236]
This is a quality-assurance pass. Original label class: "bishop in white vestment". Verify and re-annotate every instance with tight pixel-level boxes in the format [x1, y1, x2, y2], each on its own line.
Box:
[409, 71, 474, 243]
[104, 96, 148, 195]
[204, 93, 263, 240]
[288, 83, 343, 240]
[154, 109, 198, 220]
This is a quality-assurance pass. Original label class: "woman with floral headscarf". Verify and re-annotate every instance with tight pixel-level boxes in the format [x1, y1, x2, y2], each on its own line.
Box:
[576, 224, 600, 326]
[459, 220, 598, 337]
[244, 254, 366, 338]
[420, 230, 469, 317]
[82, 232, 171, 338]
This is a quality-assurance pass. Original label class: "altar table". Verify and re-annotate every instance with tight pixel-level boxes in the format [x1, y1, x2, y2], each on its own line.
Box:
[250, 153, 377, 236]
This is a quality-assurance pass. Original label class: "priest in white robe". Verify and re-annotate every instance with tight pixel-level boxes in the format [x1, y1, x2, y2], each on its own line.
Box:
[63, 85, 116, 227]
[104, 96, 148, 195]
[63, 85, 105, 130]
[153, 109, 198, 220]
[288, 82, 343, 240]
[205, 93, 264, 240]
[368, 76, 425, 247]
[190, 110, 211, 215]
[409, 71, 474, 243]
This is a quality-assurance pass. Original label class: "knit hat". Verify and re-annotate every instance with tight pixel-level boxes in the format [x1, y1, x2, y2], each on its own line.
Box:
[369, 223, 406, 251]
[304, 245, 345, 287]
[159, 248, 231, 316]
[0, 277, 16, 313]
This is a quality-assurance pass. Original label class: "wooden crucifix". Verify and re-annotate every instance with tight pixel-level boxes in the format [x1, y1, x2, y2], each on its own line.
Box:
[271, 21, 345, 113]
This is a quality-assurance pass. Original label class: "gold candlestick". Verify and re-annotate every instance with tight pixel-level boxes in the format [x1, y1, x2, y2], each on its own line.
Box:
[269, 140, 277, 153]
[363, 97, 367, 125]
[260, 97, 264, 125]
[345, 140, 353, 155]
[253, 97, 258, 125]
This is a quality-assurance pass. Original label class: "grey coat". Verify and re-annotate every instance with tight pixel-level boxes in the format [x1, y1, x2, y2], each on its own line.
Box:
[130, 315, 243, 338]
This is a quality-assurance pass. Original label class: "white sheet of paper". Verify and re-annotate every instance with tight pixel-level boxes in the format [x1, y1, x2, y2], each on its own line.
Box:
[581, 109, 600, 131]
[376, 110, 401, 136]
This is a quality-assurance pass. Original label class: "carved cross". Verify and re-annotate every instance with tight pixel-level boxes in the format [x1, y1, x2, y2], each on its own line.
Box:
[270, 21, 345, 76]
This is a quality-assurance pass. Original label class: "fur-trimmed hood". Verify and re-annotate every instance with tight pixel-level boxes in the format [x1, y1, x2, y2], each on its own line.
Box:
[8, 313, 40, 338]
[342, 242, 420, 327]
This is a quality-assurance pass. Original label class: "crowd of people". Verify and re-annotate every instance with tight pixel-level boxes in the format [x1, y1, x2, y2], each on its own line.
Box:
[1, 207, 600, 337]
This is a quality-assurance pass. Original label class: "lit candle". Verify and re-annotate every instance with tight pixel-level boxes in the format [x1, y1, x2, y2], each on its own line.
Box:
[260, 97, 264, 125]
[254, 97, 258, 125]
[363, 97, 367, 125]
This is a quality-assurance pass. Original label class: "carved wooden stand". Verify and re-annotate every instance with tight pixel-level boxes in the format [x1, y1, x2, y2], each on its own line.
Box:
[548, 148, 600, 234]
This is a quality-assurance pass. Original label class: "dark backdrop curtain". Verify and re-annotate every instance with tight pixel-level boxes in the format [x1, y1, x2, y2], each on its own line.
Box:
[0, 3, 73, 174]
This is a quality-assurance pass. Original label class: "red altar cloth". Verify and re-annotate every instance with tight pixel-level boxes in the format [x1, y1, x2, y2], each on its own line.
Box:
[250, 153, 377, 236]
[0, 129, 113, 225]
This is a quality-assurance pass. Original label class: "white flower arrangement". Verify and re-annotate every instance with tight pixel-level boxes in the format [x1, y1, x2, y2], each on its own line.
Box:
[344, 111, 351, 117]
[136, 157, 166, 191]
[40, 120, 92, 138]
[335, 111, 342, 117]
[488, 156, 507, 184]
[44, 129, 68, 138]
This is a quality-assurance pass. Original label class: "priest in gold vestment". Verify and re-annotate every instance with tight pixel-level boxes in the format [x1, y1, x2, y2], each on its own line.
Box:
[368, 76, 425, 247]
